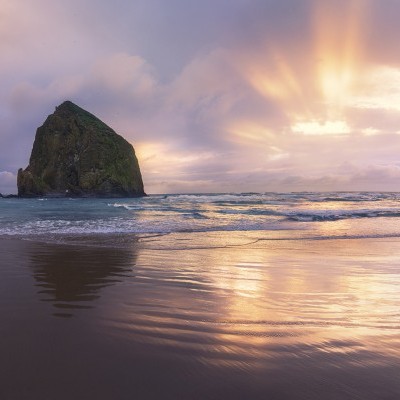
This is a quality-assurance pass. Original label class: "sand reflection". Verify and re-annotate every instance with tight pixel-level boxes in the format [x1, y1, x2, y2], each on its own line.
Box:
[13, 234, 400, 399]
[107, 233, 400, 372]
[28, 239, 138, 317]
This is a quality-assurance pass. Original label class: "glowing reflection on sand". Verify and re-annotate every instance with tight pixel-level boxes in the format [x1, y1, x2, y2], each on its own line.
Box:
[101, 233, 400, 370]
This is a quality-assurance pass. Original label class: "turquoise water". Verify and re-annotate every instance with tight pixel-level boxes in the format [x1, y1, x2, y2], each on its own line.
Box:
[2, 192, 400, 239]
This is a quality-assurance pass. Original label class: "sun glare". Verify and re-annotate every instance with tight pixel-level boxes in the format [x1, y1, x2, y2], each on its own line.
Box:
[291, 120, 350, 136]
[243, 0, 369, 139]
[314, 0, 365, 118]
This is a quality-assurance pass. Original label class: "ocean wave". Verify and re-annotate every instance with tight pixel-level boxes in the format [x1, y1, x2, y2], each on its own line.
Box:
[3, 193, 400, 238]
[285, 210, 400, 222]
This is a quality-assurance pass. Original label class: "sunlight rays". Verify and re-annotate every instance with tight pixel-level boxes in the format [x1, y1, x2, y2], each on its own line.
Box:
[240, 0, 369, 139]
[314, 0, 366, 119]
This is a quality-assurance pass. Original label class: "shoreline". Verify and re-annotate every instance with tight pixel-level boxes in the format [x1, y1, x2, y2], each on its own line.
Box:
[3, 228, 400, 248]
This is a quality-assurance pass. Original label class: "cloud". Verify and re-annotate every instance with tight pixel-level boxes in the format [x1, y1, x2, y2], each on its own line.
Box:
[349, 66, 400, 111]
[291, 120, 351, 135]
[2, 0, 400, 193]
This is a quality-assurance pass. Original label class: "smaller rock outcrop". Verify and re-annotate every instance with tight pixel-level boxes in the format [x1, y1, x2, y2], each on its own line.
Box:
[18, 101, 146, 197]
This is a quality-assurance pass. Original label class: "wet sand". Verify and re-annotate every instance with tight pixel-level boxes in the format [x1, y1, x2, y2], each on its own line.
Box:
[1, 234, 400, 399]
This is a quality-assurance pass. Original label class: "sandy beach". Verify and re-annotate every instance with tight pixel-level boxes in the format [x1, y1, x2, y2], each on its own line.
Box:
[1, 233, 400, 399]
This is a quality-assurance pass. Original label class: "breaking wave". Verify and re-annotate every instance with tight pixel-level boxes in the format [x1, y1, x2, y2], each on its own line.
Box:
[1, 192, 400, 239]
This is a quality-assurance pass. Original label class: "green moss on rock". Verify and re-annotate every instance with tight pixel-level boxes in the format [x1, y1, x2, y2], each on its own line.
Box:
[18, 101, 146, 197]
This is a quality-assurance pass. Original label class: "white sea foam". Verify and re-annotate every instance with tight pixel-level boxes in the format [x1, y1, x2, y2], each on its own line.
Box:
[2, 193, 400, 239]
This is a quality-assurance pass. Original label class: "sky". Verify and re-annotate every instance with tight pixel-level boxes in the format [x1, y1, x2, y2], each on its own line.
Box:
[2, 0, 400, 194]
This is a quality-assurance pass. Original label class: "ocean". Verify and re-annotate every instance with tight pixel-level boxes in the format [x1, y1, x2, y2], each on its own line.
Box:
[2, 191, 400, 239]
[1, 192, 400, 399]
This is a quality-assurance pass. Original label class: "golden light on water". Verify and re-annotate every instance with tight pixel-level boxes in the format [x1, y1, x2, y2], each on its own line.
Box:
[115, 233, 400, 367]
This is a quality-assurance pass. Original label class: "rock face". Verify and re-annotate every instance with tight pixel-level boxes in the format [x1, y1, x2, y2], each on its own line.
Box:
[18, 101, 145, 197]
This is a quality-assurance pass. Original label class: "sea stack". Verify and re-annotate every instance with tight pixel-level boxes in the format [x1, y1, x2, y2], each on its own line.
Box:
[18, 101, 145, 197]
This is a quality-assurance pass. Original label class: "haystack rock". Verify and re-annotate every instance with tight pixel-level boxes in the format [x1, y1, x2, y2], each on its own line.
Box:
[18, 101, 145, 197]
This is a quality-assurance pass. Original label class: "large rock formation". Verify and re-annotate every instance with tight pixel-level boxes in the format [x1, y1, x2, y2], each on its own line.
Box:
[18, 101, 145, 197]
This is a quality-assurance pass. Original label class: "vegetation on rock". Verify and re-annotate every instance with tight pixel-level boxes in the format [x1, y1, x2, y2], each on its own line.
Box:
[18, 101, 145, 197]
